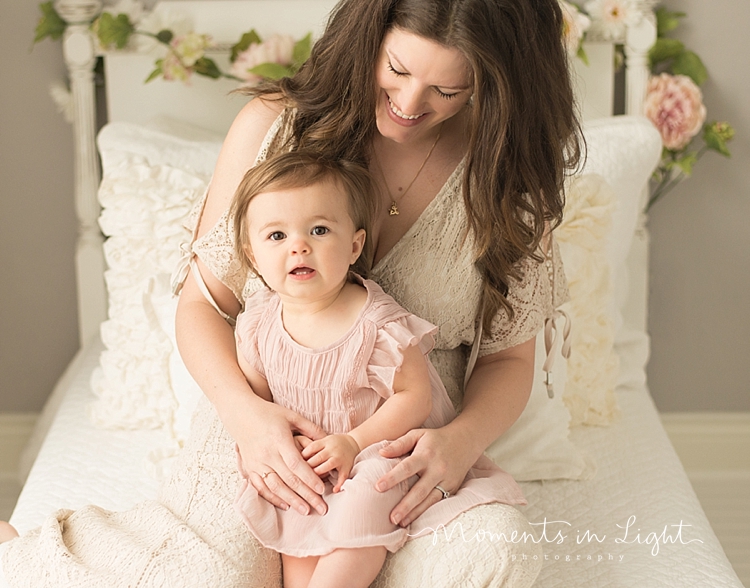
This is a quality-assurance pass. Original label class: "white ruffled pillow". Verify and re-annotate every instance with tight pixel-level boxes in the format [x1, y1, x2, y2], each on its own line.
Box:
[557, 174, 619, 426]
[90, 121, 222, 439]
[566, 116, 662, 425]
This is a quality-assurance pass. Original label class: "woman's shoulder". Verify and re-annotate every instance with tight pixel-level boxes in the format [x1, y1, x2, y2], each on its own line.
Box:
[197, 96, 289, 238]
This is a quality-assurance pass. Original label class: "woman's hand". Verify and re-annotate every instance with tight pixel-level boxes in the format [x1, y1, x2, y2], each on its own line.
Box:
[235, 397, 329, 516]
[376, 426, 478, 527]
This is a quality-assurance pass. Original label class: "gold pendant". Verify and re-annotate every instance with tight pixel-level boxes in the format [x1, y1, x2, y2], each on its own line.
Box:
[389, 201, 399, 216]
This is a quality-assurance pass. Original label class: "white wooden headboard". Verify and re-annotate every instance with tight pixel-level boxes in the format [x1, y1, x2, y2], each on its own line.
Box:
[53, 0, 656, 347]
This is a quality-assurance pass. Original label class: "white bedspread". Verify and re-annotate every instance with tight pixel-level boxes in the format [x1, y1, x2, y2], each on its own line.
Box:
[6, 338, 743, 587]
[519, 387, 742, 586]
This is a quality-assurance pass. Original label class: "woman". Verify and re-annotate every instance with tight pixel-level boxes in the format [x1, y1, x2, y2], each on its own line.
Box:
[1, 0, 578, 586]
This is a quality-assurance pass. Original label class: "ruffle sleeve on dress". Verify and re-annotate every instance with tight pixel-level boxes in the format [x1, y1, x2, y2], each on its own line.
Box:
[234, 288, 275, 377]
[366, 314, 439, 400]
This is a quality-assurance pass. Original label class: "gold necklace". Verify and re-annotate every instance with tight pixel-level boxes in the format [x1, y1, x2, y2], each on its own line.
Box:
[375, 124, 443, 216]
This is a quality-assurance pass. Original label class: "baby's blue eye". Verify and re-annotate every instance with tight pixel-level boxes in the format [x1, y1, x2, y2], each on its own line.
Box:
[311, 226, 329, 236]
[269, 231, 285, 241]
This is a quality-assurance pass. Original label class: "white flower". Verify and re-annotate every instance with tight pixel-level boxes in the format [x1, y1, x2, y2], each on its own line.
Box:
[161, 52, 191, 83]
[559, 1, 591, 56]
[230, 34, 296, 85]
[171, 32, 211, 67]
[136, 7, 194, 53]
[584, 0, 643, 41]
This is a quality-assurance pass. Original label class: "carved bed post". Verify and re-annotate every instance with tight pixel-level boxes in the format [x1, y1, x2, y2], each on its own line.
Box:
[55, 0, 107, 346]
[624, 13, 658, 335]
[625, 15, 657, 117]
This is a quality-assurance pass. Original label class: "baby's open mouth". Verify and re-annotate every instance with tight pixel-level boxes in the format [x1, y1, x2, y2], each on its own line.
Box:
[290, 267, 314, 275]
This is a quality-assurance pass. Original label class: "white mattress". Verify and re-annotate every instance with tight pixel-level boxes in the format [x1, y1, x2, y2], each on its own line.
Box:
[6, 338, 743, 587]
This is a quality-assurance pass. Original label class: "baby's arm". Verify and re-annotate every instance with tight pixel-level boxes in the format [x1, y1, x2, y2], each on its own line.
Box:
[302, 344, 433, 490]
[236, 342, 273, 402]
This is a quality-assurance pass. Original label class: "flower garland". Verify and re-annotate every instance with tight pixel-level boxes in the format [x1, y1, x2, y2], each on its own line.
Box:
[34, 1, 312, 87]
[36, 1, 734, 210]
[560, 1, 735, 210]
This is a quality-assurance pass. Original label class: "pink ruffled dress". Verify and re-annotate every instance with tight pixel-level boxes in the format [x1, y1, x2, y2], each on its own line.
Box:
[234, 278, 525, 557]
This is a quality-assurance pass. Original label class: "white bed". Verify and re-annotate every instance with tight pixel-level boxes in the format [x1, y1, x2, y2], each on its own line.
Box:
[3, 1, 745, 586]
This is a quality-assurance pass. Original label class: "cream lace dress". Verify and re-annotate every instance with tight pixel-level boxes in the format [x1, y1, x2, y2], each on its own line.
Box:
[1, 111, 565, 587]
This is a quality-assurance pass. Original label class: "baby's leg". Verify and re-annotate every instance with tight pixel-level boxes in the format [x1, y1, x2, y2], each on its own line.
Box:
[282, 553, 319, 588]
[0, 522, 18, 543]
[308, 546, 387, 588]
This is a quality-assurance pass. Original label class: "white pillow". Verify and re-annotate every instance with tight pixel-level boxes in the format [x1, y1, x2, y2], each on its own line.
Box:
[569, 116, 662, 425]
[557, 174, 619, 426]
[485, 325, 595, 482]
[578, 116, 662, 344]
[91, 120, 222, 437]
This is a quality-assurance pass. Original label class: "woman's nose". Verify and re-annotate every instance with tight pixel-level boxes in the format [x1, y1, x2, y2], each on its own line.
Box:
[394, 83, 426, 116]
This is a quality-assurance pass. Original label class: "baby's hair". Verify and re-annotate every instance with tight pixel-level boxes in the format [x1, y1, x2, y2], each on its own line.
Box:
[231, 150, 379, 279]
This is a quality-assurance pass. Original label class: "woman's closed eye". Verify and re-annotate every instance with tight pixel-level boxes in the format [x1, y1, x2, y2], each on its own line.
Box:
[387, 62, 460, 100]
[311, 226, 329, 236]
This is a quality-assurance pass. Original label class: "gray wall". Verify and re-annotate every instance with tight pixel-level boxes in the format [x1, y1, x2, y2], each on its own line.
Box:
[647, 0, 750, 412]
[0, 2, 79, 412]
[0, 0, 747, 413]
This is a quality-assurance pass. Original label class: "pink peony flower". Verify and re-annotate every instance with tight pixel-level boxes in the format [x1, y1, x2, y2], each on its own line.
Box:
[644, 73, 707, 150]
[560, 1, 591, 56]
[230, 34, 296, 84]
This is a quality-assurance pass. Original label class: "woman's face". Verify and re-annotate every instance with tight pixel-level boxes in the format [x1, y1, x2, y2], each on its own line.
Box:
[374, 28, 473, 145]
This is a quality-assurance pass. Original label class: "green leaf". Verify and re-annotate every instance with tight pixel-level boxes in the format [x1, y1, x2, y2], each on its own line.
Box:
[648, 38, 685, 66]
[576, 44, 589, 66]
[292, 33, 312, 68]
[704, 127, 732, 157]
[230, 29, 262, 63]
[96, 12, 135, 50]
[675, 152, 698, 176]
[145, 59, 163, 83]
[193, 57, 222, 79]
[249, 62, 293, 80]
[655, 7, 685, 37]
[156, 29, 174, 45]
[34, 2, 66, 43]
[672, 50, 708, 86]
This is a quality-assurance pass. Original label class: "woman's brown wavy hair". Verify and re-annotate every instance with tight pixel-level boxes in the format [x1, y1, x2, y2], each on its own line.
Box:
[247, 0, 583, 331]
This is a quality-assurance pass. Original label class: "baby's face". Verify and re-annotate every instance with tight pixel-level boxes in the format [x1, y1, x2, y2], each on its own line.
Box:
[244, 179, 365, 301]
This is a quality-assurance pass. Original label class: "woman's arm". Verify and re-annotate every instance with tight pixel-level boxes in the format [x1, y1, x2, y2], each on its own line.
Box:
[174, 97, 329, 516]
[376, 336, 535, 526]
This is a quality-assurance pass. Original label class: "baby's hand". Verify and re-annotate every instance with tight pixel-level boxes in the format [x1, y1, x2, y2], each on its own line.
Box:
[301, 434, 360, 493]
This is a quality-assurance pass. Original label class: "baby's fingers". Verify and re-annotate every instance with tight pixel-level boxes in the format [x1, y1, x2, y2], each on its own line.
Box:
[332, 463, 353, 493]
[301, 439, 325, 459]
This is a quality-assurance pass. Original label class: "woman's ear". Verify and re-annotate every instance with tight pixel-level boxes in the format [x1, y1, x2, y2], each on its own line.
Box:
[351, 228, 366, 263]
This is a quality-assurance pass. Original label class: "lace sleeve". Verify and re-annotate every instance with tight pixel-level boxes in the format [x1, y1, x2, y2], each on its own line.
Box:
[478, 237, 569, 357]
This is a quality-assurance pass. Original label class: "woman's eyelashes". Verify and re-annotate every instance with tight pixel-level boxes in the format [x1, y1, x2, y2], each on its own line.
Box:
[387, 62, 460, 100]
